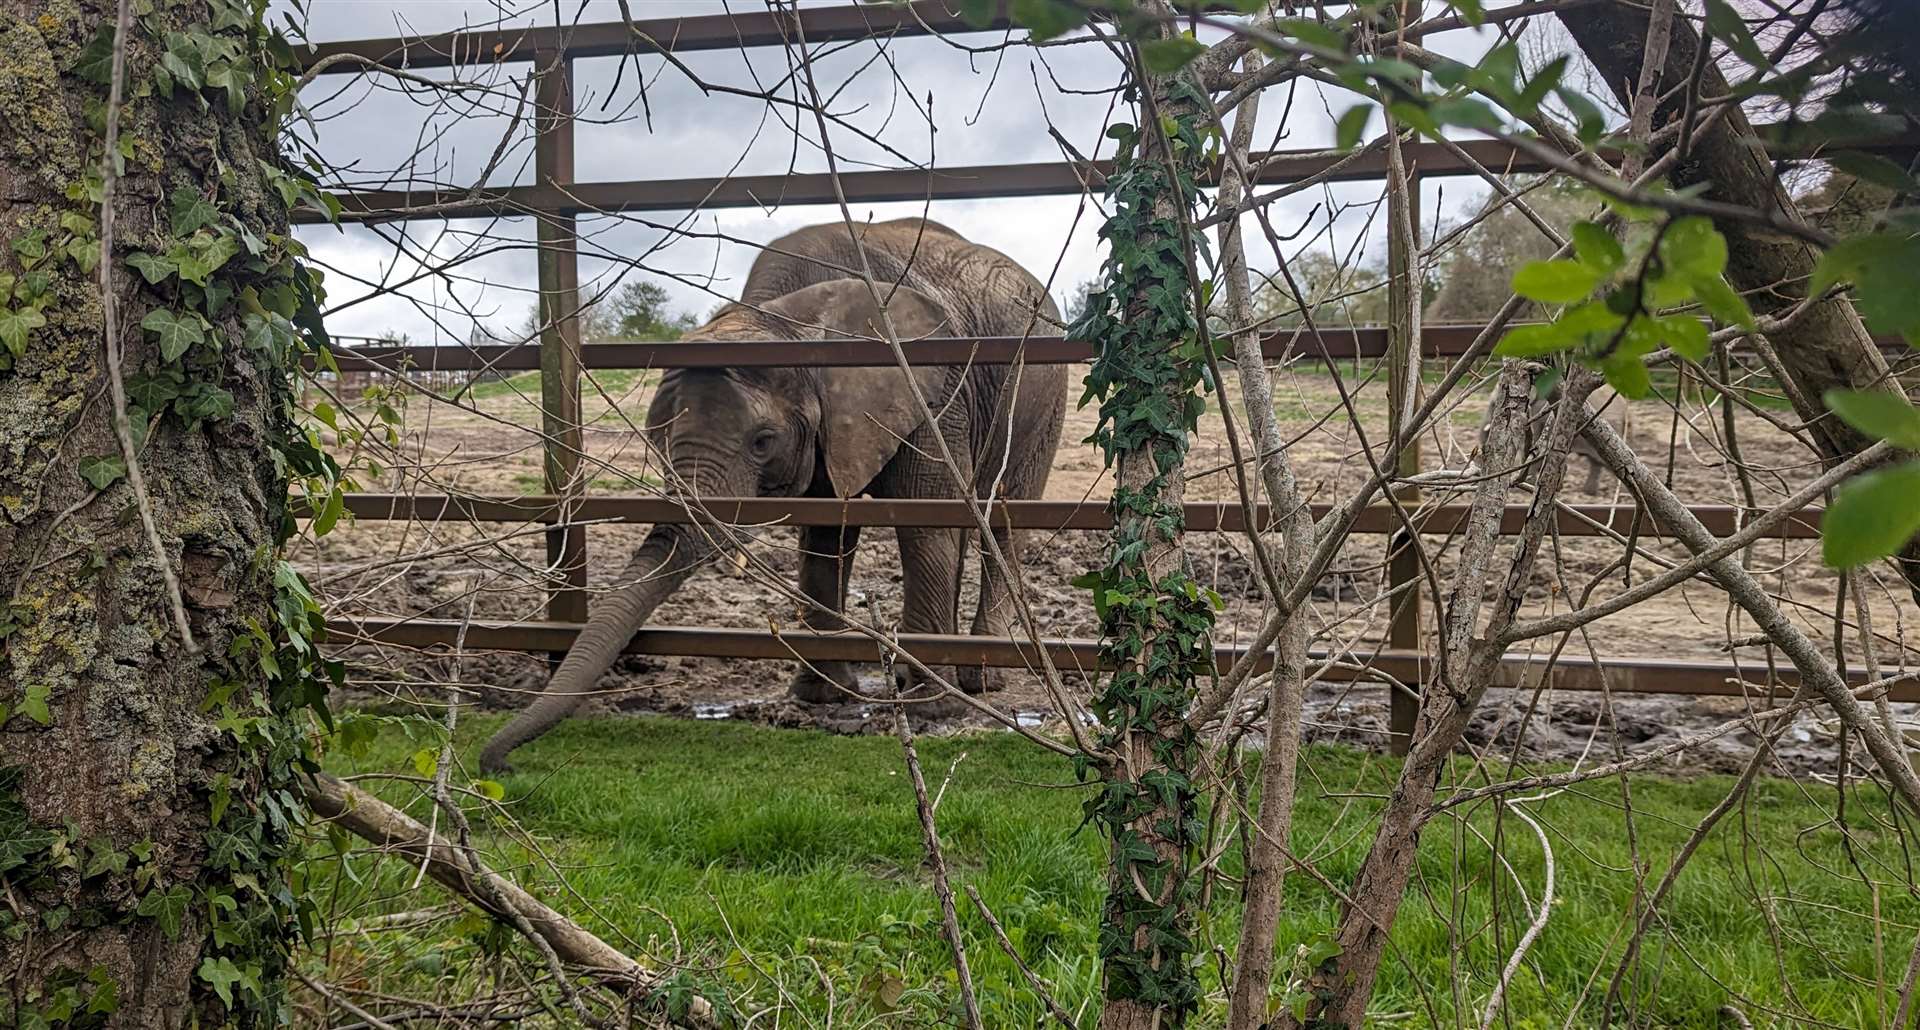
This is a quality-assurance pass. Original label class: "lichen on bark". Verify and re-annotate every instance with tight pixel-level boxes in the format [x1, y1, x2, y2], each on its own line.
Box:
[0, 0, 324, 1025]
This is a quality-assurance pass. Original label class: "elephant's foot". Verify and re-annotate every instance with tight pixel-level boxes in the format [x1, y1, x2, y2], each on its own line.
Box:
[957, 664, 1006, 695]
[789, 661, 862, 703]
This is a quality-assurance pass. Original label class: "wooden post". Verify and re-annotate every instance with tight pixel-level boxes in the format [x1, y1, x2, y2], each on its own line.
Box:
[1385, 165, 1422, 757]
[535, 50, 588, 626]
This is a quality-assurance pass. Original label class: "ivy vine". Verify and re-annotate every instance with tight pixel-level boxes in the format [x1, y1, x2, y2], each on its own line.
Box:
[1066, 74, 1220, 1021]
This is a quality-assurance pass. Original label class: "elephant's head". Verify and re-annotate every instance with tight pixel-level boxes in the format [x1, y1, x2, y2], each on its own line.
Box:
[477, 279, 949, 773]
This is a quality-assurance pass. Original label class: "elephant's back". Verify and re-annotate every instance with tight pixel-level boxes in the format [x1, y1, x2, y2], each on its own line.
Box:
[741, 220, 1056, 337]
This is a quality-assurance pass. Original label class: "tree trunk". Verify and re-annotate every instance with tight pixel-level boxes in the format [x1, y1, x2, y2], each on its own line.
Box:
[1557, 0, 1920, 593]
[0, 2, 308, 1025]
[1079, 11, 1214, 1027]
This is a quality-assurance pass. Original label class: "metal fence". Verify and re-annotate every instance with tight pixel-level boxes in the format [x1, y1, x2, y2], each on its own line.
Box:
[296, 2, 1911, 754]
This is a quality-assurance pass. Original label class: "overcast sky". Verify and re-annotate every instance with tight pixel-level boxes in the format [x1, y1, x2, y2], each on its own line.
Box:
[285, 2, 1534, 346]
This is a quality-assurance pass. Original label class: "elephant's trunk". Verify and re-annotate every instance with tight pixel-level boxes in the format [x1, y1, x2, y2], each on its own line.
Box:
[479, 525, 709, 773]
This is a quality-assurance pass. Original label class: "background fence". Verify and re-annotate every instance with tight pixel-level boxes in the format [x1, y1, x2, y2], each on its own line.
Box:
[295, 1, 1915, 756]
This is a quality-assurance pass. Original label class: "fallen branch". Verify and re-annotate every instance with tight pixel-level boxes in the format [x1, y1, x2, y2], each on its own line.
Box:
[299, 772, 722, 1029]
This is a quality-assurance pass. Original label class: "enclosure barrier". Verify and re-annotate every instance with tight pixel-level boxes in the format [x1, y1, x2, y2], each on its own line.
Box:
[297, 1, 1902, 753]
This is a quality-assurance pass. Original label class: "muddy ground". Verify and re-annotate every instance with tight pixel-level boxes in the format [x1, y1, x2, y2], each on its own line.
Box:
[296, 362, 1914, 776]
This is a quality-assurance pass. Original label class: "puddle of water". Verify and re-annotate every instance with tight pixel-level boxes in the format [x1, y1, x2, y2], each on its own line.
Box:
[692, 702, 735, 721]
[1016, 710, 1049, 728]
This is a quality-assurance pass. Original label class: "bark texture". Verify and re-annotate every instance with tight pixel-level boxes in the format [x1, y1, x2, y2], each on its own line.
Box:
[0, 2, 296, 1025]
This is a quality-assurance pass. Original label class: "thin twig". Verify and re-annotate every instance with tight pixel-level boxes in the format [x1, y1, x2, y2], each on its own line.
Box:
[98, 0, 195, 651]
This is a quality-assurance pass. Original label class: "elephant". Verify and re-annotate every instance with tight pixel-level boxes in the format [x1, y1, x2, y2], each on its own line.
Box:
[478, 219, 1068, 773]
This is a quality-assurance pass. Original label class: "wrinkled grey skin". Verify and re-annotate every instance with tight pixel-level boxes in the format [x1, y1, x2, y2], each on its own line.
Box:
[479, 220, 1067, 773]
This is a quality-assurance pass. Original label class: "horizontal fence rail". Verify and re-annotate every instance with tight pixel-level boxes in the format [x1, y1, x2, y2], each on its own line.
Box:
[320, 494, 1824, 540]
[300, 0, 1008, 73]
[299, 140, 1558, 225]
[327, 617, 1902, 702]
[312, 328, 1914, 373]
[315, 326, 1490, 372]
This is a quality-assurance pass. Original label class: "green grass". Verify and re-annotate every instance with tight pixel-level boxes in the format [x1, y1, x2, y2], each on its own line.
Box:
[509, 470, 659, 494]
[317, 716, 1912, 1027]
[464, 368, 654, 402]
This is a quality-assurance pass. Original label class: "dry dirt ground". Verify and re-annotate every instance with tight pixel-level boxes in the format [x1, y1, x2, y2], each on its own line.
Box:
[295, 360, 1919, 775]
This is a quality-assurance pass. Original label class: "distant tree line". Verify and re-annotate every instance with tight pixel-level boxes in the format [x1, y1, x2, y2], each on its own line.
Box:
[467, 278, 702, 347]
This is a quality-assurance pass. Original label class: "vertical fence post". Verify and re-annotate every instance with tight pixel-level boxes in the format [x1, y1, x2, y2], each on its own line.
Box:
[535, 50, 588, 627]
[1385, 164, 1423, 757]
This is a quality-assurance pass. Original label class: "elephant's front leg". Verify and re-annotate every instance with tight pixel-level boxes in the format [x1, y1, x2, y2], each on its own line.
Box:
[894, 525, 964, 700]
[789, 524, 864, 703]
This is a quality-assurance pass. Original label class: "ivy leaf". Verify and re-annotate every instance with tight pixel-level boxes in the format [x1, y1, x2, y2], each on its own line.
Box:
[1140, 36, 1207, 74]
[77, 455, 126, 491]
[73, 25, 117, 83]
[142, 308, 205, 362]
[1512, 260, 1601, 304]
[180, 383, 234, 423]
[85, 966, 119, 1015]
[127, 371, 183, 411]
[1824, 388, 1920, 450]
[170, 188, 218, 237]
[0, 818, 55, 876]
[411, 747, 438, 779]
[0, 306, 47, 357]
[12, 229, 47, 268]
[170, 244, 214, 287]
[210, 774, 232, 827]
[1335, 104, 1372, 151]
[473, 779, 506, 802]
[1822, 460, 1920, 567]
[1571, 222, 1625, 277]
[84, 839, 129, 879]
[162, 33, 207, 93]
[66, 238, 99, 276]
[18, 685, 49, 726]
[1704, 0, 1767, 67]
[127, 251, 177, 285]
[196, 956, 243, 1006]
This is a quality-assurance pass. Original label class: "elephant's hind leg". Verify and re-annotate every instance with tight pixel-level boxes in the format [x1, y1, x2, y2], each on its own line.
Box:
[964, 393, 1060, 694]
[895, 524, 964, 702]
[962, 523, 1019, 694]
[789, 523, 864, 703]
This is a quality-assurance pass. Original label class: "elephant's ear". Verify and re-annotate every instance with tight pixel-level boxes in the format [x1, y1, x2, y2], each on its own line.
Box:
[771, 279, 953, 498]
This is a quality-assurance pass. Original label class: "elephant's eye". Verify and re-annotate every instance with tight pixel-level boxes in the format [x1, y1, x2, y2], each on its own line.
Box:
[749, 427, 780, 457]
